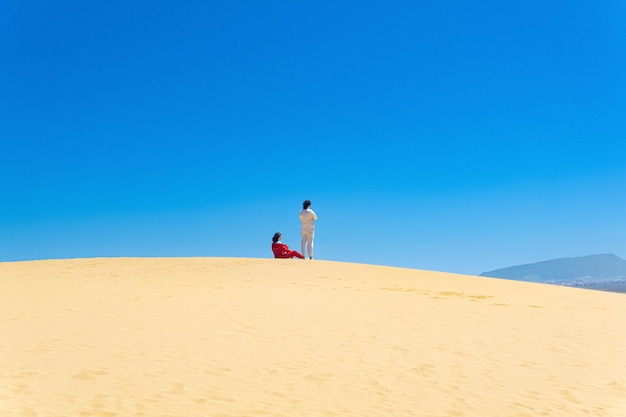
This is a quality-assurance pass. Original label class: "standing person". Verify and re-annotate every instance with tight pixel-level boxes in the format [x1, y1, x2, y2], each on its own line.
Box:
[271, 232, 304, 259]
[299, 200, 318, 259]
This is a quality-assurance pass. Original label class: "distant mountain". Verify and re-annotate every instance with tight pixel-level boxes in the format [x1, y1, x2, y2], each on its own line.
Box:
[480, 254, 626, 289]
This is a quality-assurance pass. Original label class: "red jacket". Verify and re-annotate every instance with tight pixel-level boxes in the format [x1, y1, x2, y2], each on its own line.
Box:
[272, 242, 290, 258]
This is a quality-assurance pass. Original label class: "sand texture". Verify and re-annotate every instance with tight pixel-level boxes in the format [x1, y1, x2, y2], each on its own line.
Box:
[1, 257, 625, 417]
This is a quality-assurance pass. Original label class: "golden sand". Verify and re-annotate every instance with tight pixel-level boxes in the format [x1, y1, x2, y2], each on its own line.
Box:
[1, 257, 625, 416]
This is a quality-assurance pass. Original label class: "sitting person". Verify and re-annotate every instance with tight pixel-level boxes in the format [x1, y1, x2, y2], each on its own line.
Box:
[271, 232, 304, 259]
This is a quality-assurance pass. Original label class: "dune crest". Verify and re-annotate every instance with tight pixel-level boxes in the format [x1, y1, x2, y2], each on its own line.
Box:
[1, 257, 625, 416]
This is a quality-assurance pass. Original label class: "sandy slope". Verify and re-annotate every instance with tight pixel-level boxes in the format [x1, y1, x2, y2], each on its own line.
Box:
[1, 257, 625, 417]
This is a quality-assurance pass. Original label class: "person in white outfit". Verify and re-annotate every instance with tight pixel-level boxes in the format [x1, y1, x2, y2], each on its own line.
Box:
[299, 200, 318, 259]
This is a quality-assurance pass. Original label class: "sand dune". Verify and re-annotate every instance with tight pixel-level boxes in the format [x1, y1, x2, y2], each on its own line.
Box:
[1, 257, 625, 416]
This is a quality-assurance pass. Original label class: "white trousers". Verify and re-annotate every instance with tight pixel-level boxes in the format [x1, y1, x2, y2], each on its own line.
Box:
[301, 229, 315, 259]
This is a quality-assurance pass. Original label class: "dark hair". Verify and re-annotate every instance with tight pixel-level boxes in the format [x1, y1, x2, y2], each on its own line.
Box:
[302, 200, 311, 209]
[272, 232, 281, 243]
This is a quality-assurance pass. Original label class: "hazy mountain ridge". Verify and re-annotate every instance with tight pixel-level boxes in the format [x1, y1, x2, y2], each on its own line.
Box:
[480, 254, 626, 292]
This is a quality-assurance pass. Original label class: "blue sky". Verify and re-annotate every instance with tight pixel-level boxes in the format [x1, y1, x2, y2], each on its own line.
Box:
[2, 0, 625, 275]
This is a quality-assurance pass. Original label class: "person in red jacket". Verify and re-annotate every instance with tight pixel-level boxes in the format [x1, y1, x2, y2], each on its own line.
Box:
[271, 232, 304, 259]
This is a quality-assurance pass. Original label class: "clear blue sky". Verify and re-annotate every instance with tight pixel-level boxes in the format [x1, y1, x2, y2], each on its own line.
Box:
[2, 0, 625, 275]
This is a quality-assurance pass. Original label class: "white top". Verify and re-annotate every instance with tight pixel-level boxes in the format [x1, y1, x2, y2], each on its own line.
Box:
[299, 208, 318, 231]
